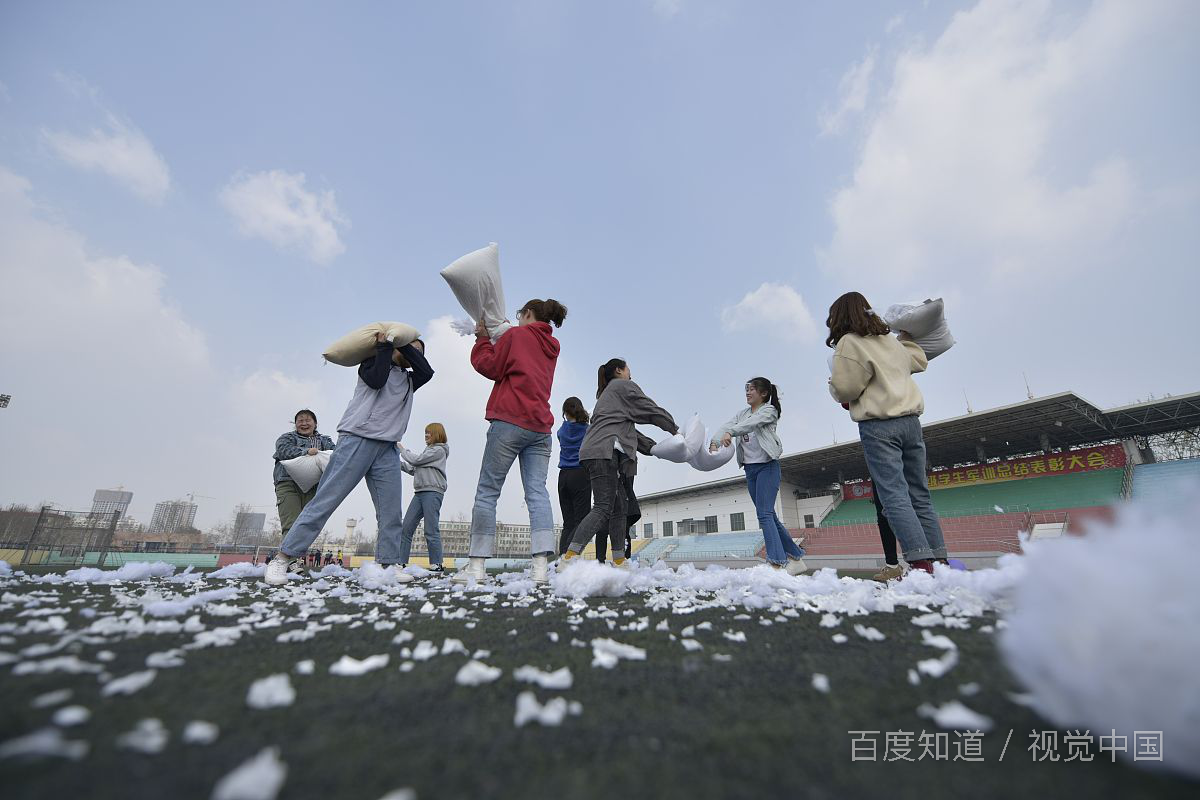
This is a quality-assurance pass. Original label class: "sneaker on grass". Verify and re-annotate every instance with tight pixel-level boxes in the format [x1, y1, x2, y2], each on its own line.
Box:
[265, 553, 306, 585]
[872, 562, 905, 583]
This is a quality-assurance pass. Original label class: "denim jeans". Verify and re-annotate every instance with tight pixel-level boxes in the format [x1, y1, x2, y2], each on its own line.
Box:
[399, 490, 443, 566]
[744, 460, 805, 565]
[281, 433, 404, 560]
[469, 421, 555, 557]
[567, 455, 627, 560]
[858, 415, 947, 562]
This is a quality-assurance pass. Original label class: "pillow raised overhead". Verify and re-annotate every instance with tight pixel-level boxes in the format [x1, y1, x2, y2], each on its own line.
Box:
[324, 322, 420, 367]
[440, 243, 512, 342]
[883, 298, 955, 360]
[281, 450, 332, 493]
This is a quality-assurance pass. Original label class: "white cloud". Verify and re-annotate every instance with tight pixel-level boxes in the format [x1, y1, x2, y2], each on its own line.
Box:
[221, 170, 348, 264]
[817, 0, 1181, 290]
[819, 47, 877, 136]
[43, 113, 171, 203]
[885, 14, 905, 35]
[720, 282, 818, 343]
[652, 0, 684, 19]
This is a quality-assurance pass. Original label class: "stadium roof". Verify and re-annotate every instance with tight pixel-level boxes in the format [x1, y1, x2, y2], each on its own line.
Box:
[639, 390, 1200, 502]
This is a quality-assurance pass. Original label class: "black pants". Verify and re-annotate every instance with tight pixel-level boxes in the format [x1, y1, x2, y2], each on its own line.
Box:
[569, 455, 631, 559]
[558, 467, 593, 556]
[873, 490, 899, 566]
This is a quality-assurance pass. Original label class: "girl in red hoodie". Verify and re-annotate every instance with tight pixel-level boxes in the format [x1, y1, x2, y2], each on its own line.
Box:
[453, 298, 567, 586]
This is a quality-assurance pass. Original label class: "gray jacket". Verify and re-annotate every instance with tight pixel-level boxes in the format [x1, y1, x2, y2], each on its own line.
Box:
[713, 405, 784, 467]
[399, 443, 448, 493]
[273, 431, 336, 484]
[579, 380, 677, 475]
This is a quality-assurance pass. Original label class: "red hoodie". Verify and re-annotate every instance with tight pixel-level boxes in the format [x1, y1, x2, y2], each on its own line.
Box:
[471, 322, 560, 433]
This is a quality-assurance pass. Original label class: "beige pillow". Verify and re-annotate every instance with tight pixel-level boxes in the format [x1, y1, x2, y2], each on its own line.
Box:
[323, 322, 420, 366]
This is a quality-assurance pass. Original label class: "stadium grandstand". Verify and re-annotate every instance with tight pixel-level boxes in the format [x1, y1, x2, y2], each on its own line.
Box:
[635, 390, 1200, 570]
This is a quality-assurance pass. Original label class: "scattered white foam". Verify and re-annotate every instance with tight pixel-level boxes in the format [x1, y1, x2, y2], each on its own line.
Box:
[812, 673, 830, 693]
[246, 674, 296, 709]
[513, 665, 573, 690]
[0, 727, 89, 760]
[329, 654, 389, 676]
[999, 493, 1200, 778]
[116, 718, 169, 754]
[184, 721, 220, 745]
[52, 706, 90, 727]
[917, 701, 993, 732]
[455, 660, 502, 686]
[211, 746, 288, 800]
[513, 691, 581, 727]
[102, 669, 157, 696]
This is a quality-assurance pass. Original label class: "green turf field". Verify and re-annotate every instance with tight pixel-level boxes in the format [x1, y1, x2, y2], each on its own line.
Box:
[0, 566, 1193, 800]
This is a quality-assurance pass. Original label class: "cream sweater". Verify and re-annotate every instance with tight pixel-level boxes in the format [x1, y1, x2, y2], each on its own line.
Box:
[829, 333, 927, 422]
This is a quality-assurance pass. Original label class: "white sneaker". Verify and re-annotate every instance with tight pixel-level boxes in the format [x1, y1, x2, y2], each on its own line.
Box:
[531, 554, 549, 584]
[391, 565, 415, 584]
[785, 557, 808, 576]
[265, 553, 305, 585]
[451, 557, 487, 584]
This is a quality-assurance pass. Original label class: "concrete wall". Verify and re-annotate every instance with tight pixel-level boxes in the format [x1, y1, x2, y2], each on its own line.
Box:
[639, 484, 836, 538]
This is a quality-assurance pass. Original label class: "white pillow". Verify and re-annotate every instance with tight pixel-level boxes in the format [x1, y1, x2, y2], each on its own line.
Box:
[682, 414, 705, 457]
[440, 243, 512, 343]
[883, 298, 955, 360]
[650, 414, 704, 463]
[688, 429, 736, 472]
[281, 451, 332, 493]
[324, 322, 420, 367]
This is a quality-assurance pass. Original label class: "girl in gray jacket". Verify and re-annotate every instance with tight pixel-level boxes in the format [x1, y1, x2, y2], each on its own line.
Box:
[711, 378, 807, 574]
[398, 423, 449, 573]
[563, 358, 678, 565]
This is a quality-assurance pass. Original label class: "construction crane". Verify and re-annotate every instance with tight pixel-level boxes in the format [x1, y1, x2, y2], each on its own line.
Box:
[186, 493, 215, 504]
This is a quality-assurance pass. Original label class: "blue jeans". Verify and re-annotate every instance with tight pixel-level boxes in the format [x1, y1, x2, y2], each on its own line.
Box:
[400, 491, 443, 566]
[858, 415, 947, 562]
[280, 433, 404, 562]
[745, 460, 805, 565]
[469, 420, 555, 557]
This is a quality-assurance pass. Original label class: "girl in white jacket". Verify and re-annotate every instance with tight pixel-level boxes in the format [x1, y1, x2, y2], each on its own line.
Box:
[712, 378, 807, 574]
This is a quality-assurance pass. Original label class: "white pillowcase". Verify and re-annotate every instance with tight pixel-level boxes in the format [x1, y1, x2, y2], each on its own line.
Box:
[650, 414, 704, 463]
[440, 243, 512, 343]
[688, 428, 736, 472]
[883, 298, 955, 359]
[281, 450, 332, 493]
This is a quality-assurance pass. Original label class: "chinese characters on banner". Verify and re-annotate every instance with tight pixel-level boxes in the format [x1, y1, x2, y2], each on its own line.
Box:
[842, 444, 1127, 501]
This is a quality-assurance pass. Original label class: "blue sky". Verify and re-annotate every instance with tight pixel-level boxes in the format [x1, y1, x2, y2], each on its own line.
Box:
[1, 0, 1197, 535]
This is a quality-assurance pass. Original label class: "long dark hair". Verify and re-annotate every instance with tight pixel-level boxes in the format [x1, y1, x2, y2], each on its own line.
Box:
[597, 358, 627, 399]
[747, 378, 781, 417]
[562, 396, 590, 424]
[519, 299, 568, 328]
[825, 291, 890, 348]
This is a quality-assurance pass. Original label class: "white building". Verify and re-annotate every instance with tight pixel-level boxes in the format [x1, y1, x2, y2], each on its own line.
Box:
[636, 476, 836, 539]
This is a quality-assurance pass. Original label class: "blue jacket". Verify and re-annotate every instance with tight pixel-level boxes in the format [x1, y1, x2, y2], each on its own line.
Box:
[273, 431, 336, 484]
[557, 421, 588, 469]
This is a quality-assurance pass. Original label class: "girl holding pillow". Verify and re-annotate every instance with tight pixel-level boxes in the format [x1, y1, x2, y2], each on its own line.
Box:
[711, 379, 808, 574]
[272, 409, 336, 540]
[562, 358, 677, 566]
[453, 299, 567, 586]
[826, 291, 947, 575]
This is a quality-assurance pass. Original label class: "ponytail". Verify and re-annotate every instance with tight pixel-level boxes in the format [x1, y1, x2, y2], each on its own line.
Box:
[597, 358, 628, 399]
[748, 377, 781, 418]
[519, 298, 568, 328]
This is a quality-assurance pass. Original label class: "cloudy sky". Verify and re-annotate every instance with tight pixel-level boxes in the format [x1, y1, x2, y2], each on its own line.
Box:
[1, 0, 1196, 537]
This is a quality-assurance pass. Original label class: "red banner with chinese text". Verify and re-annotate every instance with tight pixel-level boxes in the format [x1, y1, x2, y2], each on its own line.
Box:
[841, 444, 1127, 501]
